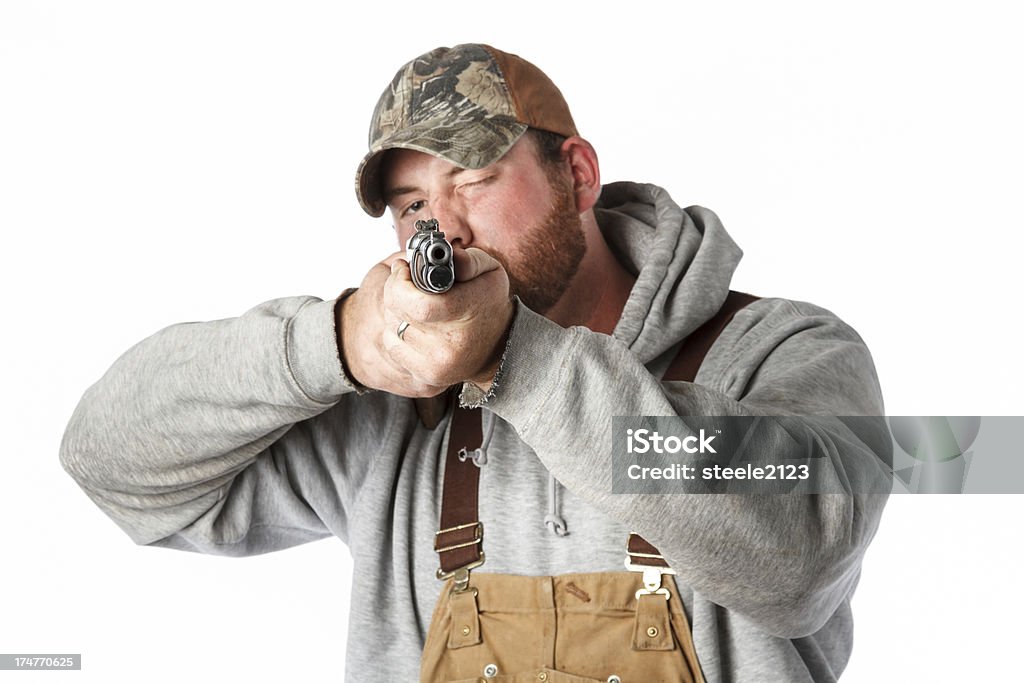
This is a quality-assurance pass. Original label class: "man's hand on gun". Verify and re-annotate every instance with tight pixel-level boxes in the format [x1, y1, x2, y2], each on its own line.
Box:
[339, 238, 514, 398]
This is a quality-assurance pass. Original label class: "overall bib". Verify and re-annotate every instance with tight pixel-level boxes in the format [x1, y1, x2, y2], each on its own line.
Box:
[419, 292, 758, 683]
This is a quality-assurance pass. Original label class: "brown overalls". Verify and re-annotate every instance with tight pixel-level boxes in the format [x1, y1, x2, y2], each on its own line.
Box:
[419, 292, 758, 683]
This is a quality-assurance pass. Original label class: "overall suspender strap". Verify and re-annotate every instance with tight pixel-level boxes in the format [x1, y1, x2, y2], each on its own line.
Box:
[628, 290, 760, 573]
[433, 290, 760, 584]
[434, 404, 485, 583]
[661, 290, 761, 383]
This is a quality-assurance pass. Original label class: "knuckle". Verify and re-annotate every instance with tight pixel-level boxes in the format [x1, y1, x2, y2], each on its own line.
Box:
[419, 371, 445, 389]
[432, 296, 458, 321]
[380, 329, 400, 354]
[409, 296, 438, 323]
[428, 352, 463, 384]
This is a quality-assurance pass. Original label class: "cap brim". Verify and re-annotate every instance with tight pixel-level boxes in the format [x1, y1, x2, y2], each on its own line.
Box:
[355, 116, 528, 217]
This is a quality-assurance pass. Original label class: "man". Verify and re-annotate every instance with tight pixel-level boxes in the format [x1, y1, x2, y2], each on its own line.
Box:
[61, 44, 888, 682]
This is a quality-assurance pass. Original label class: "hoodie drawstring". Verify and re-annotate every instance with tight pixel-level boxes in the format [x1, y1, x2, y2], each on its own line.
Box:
[457, 411, 568, 536]
[544, 474, 569, 536]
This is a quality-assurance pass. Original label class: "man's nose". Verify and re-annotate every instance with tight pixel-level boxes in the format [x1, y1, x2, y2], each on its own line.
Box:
[428, 201, 473, 248]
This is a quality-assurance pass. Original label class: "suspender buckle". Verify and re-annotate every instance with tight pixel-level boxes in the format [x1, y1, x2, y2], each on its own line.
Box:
[435, 554, 486, 593]
[625, 533, 676, 601]
[435, 558, 486, 594]
[434, 521, 483, 554]
[435, 522, 486, 593]
[626, 562, 674, 601]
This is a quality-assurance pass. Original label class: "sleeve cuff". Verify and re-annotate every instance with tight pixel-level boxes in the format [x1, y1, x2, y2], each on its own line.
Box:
[457, 299, 518, 408]
[286, 295, 360, 404]
[461, 300, 580, 431]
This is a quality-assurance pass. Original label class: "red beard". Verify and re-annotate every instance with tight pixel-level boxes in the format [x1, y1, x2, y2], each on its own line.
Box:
[490, 171, 586, 314]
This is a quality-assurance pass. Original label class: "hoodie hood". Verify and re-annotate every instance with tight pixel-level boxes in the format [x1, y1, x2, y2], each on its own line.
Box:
[595, 181, 744, 364]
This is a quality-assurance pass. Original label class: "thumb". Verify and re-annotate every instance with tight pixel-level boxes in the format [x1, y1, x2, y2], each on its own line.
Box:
[390, 257, 412, 283]
[453, 247, 503, 282]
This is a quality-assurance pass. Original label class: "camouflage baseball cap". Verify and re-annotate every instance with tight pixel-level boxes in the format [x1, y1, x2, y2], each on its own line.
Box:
[355, 44, 578, 217]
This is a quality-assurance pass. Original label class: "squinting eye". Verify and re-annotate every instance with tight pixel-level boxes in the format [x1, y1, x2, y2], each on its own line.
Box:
[461, 176, 492, 190]
[402, 200, 426, 217]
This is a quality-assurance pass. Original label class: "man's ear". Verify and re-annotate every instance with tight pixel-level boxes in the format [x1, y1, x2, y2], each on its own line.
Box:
[560, 136, 601, 213]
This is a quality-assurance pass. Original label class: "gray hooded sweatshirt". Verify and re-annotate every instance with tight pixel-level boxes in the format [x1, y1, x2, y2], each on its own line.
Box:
[60, 181, 888, 682]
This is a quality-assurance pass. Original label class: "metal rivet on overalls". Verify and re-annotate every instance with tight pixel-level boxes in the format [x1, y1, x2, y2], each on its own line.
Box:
[461, 625, 471, 636]
[483, 663, 498, 677]
[647, 626, 659, 637]
[607, 676, 622, 683]
[538, 672, 548, 682]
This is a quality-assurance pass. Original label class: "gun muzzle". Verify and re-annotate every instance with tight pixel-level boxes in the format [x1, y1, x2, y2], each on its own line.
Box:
[406, 219, 455, 294]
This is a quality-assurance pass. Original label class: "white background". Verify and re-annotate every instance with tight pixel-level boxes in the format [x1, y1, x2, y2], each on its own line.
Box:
[2, 1, 1022, 680]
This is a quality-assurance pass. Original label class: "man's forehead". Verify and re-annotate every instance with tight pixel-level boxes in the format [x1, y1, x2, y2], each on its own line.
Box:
[381, 137, 532, 197]
[382, 147, 464, 177]
[380, 149, 467, 200]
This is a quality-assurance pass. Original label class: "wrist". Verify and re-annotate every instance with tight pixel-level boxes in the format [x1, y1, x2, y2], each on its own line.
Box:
[466, 297, 517, 396]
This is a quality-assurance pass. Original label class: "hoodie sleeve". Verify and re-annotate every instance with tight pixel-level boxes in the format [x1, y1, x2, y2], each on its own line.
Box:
[481, 297, 890, 639]
[59, 295, 372, 555]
